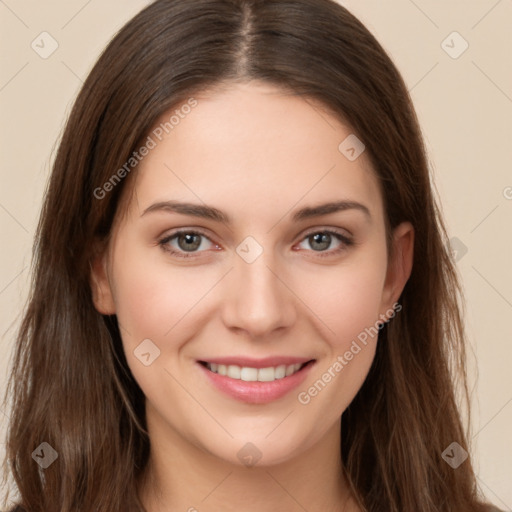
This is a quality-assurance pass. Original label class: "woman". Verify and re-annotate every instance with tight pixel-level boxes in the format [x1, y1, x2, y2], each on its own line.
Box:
[1, 0, 503, 510]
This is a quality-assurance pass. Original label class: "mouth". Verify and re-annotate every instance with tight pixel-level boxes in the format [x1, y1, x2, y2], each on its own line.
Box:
[197, 357, 316, 404]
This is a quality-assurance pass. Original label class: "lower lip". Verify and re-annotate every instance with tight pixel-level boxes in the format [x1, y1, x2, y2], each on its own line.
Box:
[198, 361, 315, 404]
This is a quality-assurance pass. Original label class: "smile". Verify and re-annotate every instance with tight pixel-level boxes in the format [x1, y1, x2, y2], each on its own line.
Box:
[197, 358, 316, 404]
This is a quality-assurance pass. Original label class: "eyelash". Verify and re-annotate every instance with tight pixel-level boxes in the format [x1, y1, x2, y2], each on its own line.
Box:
[158, 228, 354, 259]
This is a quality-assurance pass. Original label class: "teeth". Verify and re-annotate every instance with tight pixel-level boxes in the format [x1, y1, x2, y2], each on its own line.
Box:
[274, 365, 286, 379]
[285, 364, 296, 377]
[241, 367, 258, 381]
[257, 367, 275, 382]
[206, 362, 304, 381]
[227, 365, 241, 379]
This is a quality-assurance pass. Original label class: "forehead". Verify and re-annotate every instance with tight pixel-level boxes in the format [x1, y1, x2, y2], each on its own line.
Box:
[125, 81, 384, 226]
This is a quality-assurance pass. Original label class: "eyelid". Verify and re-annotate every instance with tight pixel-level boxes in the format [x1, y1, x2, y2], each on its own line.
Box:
[299, 225, 352, 239]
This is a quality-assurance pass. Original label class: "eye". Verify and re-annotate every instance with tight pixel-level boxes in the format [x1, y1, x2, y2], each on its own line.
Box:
[158, 228, 354, 260]
[158, 230, 219, 259]
[295, 229, 354, 257]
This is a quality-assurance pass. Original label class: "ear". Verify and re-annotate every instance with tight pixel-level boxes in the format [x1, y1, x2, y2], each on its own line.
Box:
[379, 221, 414, 316]
[89, 243, 116, 315]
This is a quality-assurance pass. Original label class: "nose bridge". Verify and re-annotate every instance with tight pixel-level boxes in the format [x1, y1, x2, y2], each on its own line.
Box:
[221, 240, 295, 336]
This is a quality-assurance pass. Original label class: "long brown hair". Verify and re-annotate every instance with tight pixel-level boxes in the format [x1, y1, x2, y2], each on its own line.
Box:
[1, 0, 497, 510]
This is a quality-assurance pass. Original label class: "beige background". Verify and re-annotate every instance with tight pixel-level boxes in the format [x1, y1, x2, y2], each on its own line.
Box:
[1, 0, 511, 509]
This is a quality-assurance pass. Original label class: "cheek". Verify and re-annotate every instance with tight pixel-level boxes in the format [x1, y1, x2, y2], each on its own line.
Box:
[302, 256, 387, 350]
[291, 248, 387, 404]
[292, 264, 385, 434]
[110, 241, 216, 342]
[108, 244, 218, 399]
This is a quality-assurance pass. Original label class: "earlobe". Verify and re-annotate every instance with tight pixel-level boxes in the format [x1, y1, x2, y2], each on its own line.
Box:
[380, 221, 414, 314]
[89, 249, 116, 315]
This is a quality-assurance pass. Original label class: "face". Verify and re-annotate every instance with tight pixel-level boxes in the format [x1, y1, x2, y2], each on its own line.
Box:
[91, 81, 413, 467]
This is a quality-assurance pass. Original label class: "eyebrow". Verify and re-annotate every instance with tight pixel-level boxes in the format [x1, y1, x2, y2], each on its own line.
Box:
[141, 199, 371, 223]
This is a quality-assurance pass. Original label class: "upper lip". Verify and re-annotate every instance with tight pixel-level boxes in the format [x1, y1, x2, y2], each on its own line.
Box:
[199, 356, 314, 368]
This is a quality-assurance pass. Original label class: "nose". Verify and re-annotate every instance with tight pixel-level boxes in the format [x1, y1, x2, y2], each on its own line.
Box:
[221, 248, 297, 339]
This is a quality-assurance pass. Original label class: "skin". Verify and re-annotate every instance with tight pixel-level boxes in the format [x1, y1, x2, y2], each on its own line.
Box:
[91, 81, 414, 512]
